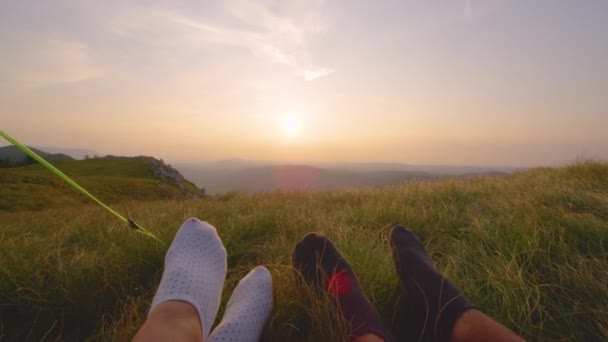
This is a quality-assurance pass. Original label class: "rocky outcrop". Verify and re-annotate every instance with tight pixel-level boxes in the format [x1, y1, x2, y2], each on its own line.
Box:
[147, 157, 205, 198]
[101, 155, 205, 199]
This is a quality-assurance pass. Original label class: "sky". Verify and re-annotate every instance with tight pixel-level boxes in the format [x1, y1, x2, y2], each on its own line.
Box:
[1, 0, 607, 167]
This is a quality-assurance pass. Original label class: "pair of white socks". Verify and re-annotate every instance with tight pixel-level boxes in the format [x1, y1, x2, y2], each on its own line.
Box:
[149, 218, 273, 341]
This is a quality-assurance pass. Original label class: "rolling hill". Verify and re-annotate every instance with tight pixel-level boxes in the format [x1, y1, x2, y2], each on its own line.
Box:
[0, 155, 204, 212]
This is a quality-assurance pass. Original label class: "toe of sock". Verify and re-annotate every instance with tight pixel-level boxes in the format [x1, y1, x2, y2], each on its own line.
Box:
[170, 218, 226, 256]
[390, 225, 419, 246]
[249, 266, 272, 283]
[296, 232, 329, 251]
[293, 232, 329, 271]
[390, 226, 429, 256]
[389, 225, 436, 278]
[235, 266, 273, 296]
[181, 217, 218, 234]
[293, 233, 349, 286]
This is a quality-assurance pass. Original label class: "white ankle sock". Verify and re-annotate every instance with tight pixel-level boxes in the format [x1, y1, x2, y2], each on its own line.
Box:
[149, 218, 227, 338]
[209, 266, 273, 342]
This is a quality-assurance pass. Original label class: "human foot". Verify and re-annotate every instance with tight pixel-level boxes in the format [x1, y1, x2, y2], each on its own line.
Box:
[293, 233, 393, 341]
[390, 226, 474, 342]
[149, 218, 228, 339]
[209, 266, 273, 342]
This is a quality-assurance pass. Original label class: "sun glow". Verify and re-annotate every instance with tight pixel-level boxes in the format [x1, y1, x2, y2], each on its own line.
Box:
[281, 114, 301, 136]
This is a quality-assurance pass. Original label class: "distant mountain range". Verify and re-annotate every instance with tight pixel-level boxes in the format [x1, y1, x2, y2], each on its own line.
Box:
[0, 144, 519, 195]
[175, 159, 518, 194]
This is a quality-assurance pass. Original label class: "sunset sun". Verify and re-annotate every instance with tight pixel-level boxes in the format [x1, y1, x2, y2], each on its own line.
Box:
[280, 114, 301, 136]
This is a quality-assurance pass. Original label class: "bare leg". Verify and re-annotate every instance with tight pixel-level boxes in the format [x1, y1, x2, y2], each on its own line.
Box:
[133, 301, 202, 342]
[451, 309, 524, 342]
[353, 333, 386, 342]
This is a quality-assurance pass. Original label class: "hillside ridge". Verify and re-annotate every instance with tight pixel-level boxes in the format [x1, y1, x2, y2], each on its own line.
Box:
[0, 154, 204, 212]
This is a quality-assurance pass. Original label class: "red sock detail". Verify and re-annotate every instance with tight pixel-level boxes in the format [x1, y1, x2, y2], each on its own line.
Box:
[326, 271, 351, 297]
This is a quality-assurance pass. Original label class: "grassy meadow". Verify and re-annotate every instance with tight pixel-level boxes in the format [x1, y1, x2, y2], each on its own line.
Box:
[1, 161, 607, 341]
[0, 157, 201, 212]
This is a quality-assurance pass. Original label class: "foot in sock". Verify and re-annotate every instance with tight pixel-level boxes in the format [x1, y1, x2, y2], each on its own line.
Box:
[390, 225, 474, 342]
[293, 233, 393, 341]
[209, 266, 273, 342]
[150, 218, 227, 339]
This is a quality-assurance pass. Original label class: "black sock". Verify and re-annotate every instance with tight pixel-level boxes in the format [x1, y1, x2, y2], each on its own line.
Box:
[390, 226, 475, 342]
[293, 233, 394, 341]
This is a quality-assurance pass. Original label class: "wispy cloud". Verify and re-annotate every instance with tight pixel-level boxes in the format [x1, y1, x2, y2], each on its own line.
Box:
[0, 36, 103, 87]
[303, 67, 334, 81]
[111, 1, 333, 81]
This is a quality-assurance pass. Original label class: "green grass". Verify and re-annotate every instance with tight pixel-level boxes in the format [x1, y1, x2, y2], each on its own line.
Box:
[0, 157, 201, 212]
[1, 161, 607, 341]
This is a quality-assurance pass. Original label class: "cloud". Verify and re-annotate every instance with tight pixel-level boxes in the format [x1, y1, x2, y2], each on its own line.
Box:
[110, 1, 333, 81]
[1, 37, 102, 86]
[166, 15, 223, 35]
[221, 0, 328, 75]
[303, 67, 334, 81]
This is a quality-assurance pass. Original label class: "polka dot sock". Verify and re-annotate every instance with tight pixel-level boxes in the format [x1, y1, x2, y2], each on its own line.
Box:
[149, 218, 227, 339]
[390, 225, 475, 342]
[209, 266, 273, 342]
[293, 233, 394, 341]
